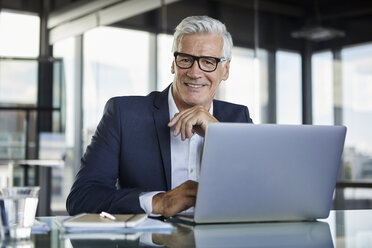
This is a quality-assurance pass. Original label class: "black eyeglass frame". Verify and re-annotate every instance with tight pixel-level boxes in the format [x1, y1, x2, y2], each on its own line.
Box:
[173, 52, 227, 72]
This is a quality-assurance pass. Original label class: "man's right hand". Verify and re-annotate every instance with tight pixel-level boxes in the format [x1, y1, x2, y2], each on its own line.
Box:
[152, 180, 198, 217]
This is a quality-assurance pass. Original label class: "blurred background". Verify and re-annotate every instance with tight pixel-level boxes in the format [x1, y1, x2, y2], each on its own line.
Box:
[0, 0, 371, 215]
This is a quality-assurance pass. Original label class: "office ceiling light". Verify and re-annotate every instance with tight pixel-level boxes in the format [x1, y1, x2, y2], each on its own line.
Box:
[291, 25, 345, 42]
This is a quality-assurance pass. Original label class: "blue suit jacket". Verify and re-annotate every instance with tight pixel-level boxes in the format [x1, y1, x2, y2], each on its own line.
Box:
[66, 85, 253, 215]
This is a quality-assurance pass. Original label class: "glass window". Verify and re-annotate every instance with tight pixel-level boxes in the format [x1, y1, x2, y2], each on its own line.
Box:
[0, 111, 26, 159]
[52, 38, 76, 214]
[54, 38, 75, 148]
[312, 51, 334, 125]
[341, 43, 372, 181]
[0, 11, 40, 106]
[0, 11, 40, 57]
[0, 11, 40, 160]
[344, 188, 372, 209]
[0, 60, 38, 105]
[217, 47, 268, 123]
[276, 51, 302, 124]
[312, 44, 372, 208]
[52, 59, 66, 133]
[157, 34, 174, 91]
[83, 27, 151, 147]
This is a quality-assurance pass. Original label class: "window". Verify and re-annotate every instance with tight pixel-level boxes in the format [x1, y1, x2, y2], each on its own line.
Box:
[276, 51, 302, 124]
[52, 38, 76, 213]
[0, 11, 40, 105]
[312, 51, 334, 125]
[157, 34, 174, 91]
[217, 47, 268, 123]
[83, 27, 151, 147]
[54, 38, 75, 148]
[0, 11, 40, 160]
[312, 43, 372, 208]
[341, 43, 372, 181]
[0, 11, 39, 57]
[0, 59, 38, 105]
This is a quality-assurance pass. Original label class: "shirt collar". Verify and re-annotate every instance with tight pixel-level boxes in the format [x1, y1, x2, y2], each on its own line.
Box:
[168, 84, 213, 120]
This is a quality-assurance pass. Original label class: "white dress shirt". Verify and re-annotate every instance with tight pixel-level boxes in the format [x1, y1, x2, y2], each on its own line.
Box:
[139, 85, 213, 215]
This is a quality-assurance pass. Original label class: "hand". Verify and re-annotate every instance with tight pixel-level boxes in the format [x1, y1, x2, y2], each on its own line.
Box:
[152, 180, 198, 217]
[152, 225, 195, 247]
[168, 106, 219, 141]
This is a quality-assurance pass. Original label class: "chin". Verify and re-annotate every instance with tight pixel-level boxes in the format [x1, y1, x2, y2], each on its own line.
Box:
[185, 98, 207, 107]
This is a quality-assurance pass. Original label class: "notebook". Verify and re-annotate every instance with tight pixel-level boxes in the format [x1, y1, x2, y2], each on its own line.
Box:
[63, 213, 147, 230]
[175, 123, 346, 224]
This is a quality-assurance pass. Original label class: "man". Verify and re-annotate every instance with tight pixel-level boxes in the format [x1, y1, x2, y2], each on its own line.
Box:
[66, 16, 253, 218]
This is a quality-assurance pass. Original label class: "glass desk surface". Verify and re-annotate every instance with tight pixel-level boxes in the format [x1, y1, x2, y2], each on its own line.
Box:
[2, 209, 372, 248]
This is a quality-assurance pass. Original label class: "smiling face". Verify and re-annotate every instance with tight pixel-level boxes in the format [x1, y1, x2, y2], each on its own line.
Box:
[171, 34, 230, 111]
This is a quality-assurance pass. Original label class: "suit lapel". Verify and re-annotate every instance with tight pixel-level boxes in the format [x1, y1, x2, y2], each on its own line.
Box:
[153, 86, 172, 190]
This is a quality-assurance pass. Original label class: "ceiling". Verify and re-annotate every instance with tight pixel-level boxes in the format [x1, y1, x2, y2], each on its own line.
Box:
[1, 0, 372, 52]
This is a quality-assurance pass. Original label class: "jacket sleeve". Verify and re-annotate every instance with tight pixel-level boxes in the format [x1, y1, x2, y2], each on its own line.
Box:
[244, 106, 254, 124]
[213, 100, 254, 124]
[66, 98, 145, 215]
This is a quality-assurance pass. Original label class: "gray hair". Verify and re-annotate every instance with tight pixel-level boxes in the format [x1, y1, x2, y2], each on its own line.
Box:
[172, 16, 233, 60]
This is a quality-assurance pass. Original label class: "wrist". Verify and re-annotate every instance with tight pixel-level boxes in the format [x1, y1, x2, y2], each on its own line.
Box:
[152, 192, 165, 215]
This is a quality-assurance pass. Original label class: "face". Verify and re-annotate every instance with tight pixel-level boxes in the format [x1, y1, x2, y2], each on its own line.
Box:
[171, 34, 230, 111]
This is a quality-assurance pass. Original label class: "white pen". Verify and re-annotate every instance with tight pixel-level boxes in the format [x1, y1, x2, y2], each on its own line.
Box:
[99, 211, 116, 220]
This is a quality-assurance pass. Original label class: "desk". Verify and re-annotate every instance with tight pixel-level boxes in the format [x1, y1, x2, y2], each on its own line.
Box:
[3, 210, 372, 248]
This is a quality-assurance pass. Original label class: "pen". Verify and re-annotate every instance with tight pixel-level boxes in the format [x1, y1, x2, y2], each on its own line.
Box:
[99, 211, 116, 220]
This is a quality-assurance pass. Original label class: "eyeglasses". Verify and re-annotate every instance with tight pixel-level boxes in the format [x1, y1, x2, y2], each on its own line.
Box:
[174, 52, 227, 72]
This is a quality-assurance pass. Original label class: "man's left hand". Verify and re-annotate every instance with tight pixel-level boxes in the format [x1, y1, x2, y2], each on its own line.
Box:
[168, 105, 218, 140]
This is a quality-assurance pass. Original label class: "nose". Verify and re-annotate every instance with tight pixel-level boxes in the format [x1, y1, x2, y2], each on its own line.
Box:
[186, 59, 203, 78]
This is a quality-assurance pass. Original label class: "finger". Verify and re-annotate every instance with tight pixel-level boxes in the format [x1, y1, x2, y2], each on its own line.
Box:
[170, 106, 214, 138]
[174, 110, 195, 138]
[173, 195, 196, 214]
[168, 113, 180, 127]
[182, 108, 203, 139]
[181, 114, 196, 140]
[169, 107, 195, 127]
[187, 185, 198, 196]
[186, 180, 199, 189]
[185, 117, 197, 140]
[183, 110, 209, 139]
[162, 194, 195, 217]
[173, 116, 183, 137]
[182, 180, 198, 195]
[184, 113, 201, 140]
[183, 195, 196, 208]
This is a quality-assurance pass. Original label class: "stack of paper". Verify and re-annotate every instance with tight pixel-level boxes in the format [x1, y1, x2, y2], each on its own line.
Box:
[31, 219, 51, 234]
[63, 213, 147, 229]
[58, 213, 175, 234]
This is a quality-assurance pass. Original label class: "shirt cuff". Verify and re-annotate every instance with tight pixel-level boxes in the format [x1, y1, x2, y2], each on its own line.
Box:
[139, 191, 164, 217]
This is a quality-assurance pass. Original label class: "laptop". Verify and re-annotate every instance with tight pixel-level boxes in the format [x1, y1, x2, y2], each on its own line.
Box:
[174, 123, 346, 224]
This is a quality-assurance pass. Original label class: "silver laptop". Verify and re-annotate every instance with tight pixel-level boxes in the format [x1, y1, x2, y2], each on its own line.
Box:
[175, 123, 346, 224]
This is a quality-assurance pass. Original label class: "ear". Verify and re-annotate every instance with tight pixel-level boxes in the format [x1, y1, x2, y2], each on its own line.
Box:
[221, 60, 231, 81]
[171, 62, 175, 74]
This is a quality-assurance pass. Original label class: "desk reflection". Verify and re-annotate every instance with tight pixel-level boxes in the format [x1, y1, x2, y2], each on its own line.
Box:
[152, 221, 333, 248]
[66, 221, 333, 248]
[68, 239, 140, 248]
